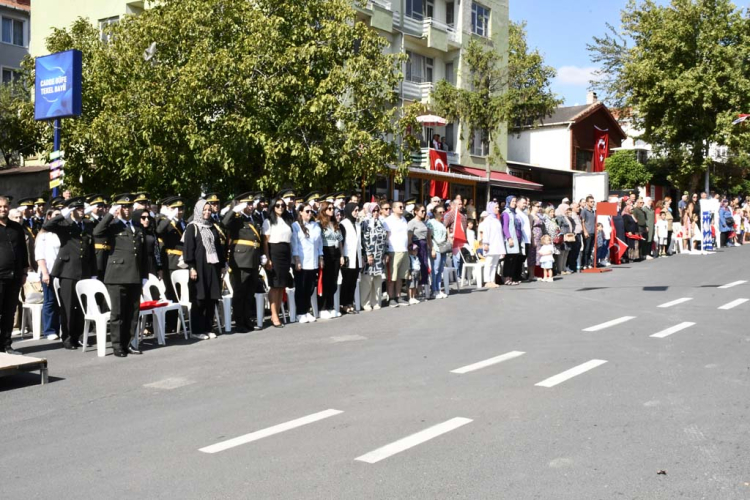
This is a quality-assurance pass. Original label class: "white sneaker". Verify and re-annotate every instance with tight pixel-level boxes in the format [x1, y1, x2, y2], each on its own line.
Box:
[333, 310, 342, 318]
[362, 305, 373, 311]
[299, 314, 309, 324]
[307, 314, 316, 323]
[46, 334, 59, 340]
[208, 332, 217, 339]
[373, 304, 381, 311]
[190, 333, 209, 340]
[319, 310, 331, 320]
[409, 298, 420, 305]
[389, 300, 399, 308]
[398, 298, 409, 306]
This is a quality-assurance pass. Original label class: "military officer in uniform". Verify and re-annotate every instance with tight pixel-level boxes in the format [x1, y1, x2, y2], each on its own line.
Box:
[18, 198, 38, 236]
[43, 197, 97, 349]
[94, 193, 148, 357]
[156, 196, 186, 331]
[403, 197, 417, 222]
[279, 189, 296, 225]
[85, 194, 110, 279]
[32, 197, 46, 230]
[222, 192, 265, 332]
[304, 191, 322, 218]
[133, 192, 151, 212]
[205, 192, 228, 253]
[50, 197, 65, 210]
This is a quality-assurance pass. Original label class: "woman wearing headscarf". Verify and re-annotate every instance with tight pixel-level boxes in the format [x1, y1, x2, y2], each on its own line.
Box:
[317, 201, 343, 319]
[360, 202, 387, 310]
[339, 203, 362, 314]
[501, 195, 523, 285]
[262, 197, 293, 328]
[480, 202, 505, 287]
[291, 204, 323, 324]
[183, 199, 226, 340]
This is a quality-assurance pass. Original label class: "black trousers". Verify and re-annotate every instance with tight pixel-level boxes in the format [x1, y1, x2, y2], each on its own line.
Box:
[107, 284, 140, 352]
[720, 231, 730, 247]
[294, 269, 319, 315]
[58, 277, 84, 344]
[231, 268, 259, 331]
[191, 298, 217, 335]
[0, 278, 21, 351]
[340, 266, 359, 307]
[321, 246, 340, 310]
[582, 235, 595, 267]
[567, 235, 581, 271]
[502, 254, 522, 280]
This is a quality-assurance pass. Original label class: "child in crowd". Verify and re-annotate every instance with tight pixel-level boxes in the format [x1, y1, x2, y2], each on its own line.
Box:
[539, 234, 555, 282]
[408, 243, 421, 304]
[595, 222, 610, 266]
[656, 211, 669, 256]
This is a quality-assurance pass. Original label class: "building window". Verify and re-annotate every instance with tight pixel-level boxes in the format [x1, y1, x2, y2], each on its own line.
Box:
[575, 149, 593, 172]
[406, 51, 433, 84]
[425, 0, 434, 18]
[405, 0, 424, 20]
[445, 62, 455, 85]
[99, 16, 120, 43]
[1, 68, 21, 85]
[1, 17, 25, 46]
[446, 2, 455, 26]
[470, 129, 489, 157]
[471, 3, 490, 37]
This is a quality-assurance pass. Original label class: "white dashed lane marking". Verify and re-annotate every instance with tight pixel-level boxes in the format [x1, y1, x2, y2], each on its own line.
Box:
[199, 409, 343, 454]
[718, 299, 749, 310]
[658, 298, 693, 308]
[535, 360, 608, 388]
[718, 280, 747, 289]
[450, 351, 526, 374]
[582, 316, 636, 332]
[650, 322, 696, 339]
[355, 417, 473, 464]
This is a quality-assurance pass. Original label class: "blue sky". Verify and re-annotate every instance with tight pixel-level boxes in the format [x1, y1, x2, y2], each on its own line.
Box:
[510, 0, 750, 106]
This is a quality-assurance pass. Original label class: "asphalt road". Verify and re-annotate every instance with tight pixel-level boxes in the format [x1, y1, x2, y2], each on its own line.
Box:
[2, 247, 750, 499]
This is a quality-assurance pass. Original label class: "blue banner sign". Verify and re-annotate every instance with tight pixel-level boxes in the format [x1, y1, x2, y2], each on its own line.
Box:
[34, 49, 83, 121]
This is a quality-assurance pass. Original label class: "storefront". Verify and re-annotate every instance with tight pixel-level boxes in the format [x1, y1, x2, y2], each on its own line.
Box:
[366, 166, 480, 204]
[450, 165, 543, 205]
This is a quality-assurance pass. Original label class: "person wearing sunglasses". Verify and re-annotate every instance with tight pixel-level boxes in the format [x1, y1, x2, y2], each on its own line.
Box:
[360, 202, 387, 310]
[317, 201, 343, 319]
[262, 197, 293, 328]
[340, 203, 362, 314]
[291, 205, 323, 323]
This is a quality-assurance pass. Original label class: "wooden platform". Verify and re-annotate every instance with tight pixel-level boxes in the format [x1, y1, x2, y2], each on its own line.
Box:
[0, 353, 48, 385]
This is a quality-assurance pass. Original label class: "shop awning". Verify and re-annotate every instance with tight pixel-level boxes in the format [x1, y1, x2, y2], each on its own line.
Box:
[390, 166, 481, 185]
[450, 165, 543, 191]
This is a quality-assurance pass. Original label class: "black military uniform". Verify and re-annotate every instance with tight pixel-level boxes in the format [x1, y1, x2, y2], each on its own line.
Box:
[86, 194, 110, 279]
[205, 193, 228, 254]
[222, 192, 264, 332]
[18, 198, 39, 237]
[43, 197, 97, 349]
[94, 193, 148, 357]
[278, 189, 296, 225]
[156, 196, 186, 331]
[252, 193, 267, 226]
[403, 197, 417, 222]
[32, 197, 46, 231]
[50, 197, 66, 210]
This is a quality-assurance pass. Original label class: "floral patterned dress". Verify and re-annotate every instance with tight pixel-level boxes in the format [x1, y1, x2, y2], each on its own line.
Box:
[361, 217, 387, 276]
[530, 215, 544, 267]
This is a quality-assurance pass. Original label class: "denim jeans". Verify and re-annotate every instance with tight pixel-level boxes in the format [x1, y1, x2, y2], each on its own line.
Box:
[431, 251, 447, 293]
[451, 251, 463, 277]
[42, 281, 59, 337]
[596, 240, 609, 263]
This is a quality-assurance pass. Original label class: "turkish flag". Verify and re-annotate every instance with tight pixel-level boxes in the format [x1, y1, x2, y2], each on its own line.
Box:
[609, 217, 627, 264]
[593, 127, 609, 172]
[429, 149, 449, 199]
[451, 208, 468, 252]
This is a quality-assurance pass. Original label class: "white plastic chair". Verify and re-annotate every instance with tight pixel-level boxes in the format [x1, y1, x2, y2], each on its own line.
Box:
[143, 273, 188, 341]
[171, 269, 193, 335]
[52, 277, 62, 307]
[218, 272, 233, 333]
[443, 266, 460, 295]
[459, 251, 484, 289]
[75, 279, 112, 357]
[19, 287, 43, 341]
[255, 269, 287, 328]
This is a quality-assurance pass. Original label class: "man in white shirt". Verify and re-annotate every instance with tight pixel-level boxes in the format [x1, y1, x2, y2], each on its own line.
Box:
[35, 210, 61, 340]
[382, 201, 410, 307]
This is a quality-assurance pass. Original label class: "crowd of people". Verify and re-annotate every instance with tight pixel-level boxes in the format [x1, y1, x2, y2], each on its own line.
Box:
[1, 187, 748, 358]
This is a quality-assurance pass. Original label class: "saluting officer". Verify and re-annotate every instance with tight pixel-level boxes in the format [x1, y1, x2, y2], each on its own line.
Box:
[205, 192, 228, 251]
[222, 192, 265, 332]
[279, 189, 296, 225]
[133, 192, 151, 212]
[85, 194, 110, 280]
[304, 191, 322, 218]
[32, 197, 46, 230]
[43, 197, 97, 350]
[18, 198, 38, 236]
[252, 192, 267, 226]
[156, 196, 186, 331]
[94, 193, 148, 357]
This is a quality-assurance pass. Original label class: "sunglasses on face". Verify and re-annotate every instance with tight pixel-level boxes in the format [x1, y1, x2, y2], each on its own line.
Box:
[372, 208, 380, 212]
[140, 215, 149, 219]
[382, 207, 391, 210]
[275, 203, 285, 208]
[326, 207, 333, 211]
[436, 211, 444, 215]
[302, 209, 312, 214]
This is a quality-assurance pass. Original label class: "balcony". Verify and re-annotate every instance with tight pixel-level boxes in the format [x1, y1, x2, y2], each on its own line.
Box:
[411, 148, 460, 169]
[422, 18, 460, 51]
[401, 80, 434, 104]
[356, 0, 393, 32]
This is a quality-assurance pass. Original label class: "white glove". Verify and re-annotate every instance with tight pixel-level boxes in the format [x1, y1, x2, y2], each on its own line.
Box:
[160, 205, 170, 216]
[170, 207, 178, 220]
[233, 202, 247, 213]
[91, 276, 97, 280]
[260, 255, 268, 266]
[61, 208, 72, 218]
[220, 206, 230, 216]
[149, 211, 155, 218]
[84, 203, 94, 215]
[141, 279, 148, 287]
[109, 204, 121, 215]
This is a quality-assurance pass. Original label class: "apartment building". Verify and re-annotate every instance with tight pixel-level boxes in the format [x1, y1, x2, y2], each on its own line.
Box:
[1, 0, 30, 84]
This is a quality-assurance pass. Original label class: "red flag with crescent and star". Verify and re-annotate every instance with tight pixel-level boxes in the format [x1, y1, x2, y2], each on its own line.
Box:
[429, 149, 449, 199]
[593, 126, 610, 172]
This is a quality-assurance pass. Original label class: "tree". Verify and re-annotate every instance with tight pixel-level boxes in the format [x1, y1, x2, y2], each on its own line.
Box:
[42, 0, 419, 199]
[431, 21, 560, 166]
[588, 0, 750, 192]
[0, 68, 46, 169]
[604, 150, 653, 189]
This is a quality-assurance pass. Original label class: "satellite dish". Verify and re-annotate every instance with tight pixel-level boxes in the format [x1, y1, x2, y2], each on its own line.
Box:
[143, 42, 157, 62]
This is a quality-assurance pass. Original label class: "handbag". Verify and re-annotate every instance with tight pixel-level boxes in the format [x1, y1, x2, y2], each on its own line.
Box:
[437, 239, 452, 253]
[553, 234, 564, 245]
[564, 233, 576, 243]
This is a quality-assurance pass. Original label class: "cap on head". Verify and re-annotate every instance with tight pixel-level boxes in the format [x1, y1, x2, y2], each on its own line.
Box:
[278, 189, 295, 200]
[34, 197, 46, 206]
[112, 193, 135, 206]
[334, 192, 346, 201]
[50, 196, 64, 208]
[305, 191, 321, 204]
[65, 196, 86, 209]
[205, 192, 220, 203]
[404, 198, 416, 206]
[134, 192, 150, 204]
[86, 194, 107, 206]
[236, 191, 254, 203]
[167, 197, 185, 208]
[323, 193, 334, 203]
[18, 197, 35, 207]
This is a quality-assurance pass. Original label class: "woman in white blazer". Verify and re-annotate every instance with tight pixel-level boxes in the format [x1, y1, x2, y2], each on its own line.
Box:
[339, 203, 362, 314]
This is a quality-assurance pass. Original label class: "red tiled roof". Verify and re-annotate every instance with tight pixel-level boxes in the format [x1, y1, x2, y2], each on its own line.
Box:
[0, 0, 30, 11]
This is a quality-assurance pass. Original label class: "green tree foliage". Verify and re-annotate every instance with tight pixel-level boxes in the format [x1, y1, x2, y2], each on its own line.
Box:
[0, 66, 46, 168]
[588, 0, 750, 191]
[43, 0, 419, 199]
[431, 22, 560, 165]
[604, 150, 653, 189]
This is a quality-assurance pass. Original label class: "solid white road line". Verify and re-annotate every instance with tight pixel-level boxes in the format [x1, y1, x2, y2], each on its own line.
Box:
[658, 297, 693, 308]
[650, 322, 696, 339]
[451, 351, 526, 374]
[535, 360, 608, 388]
[719, 280, 747, 289]
[355, 417, 472, 464]
[582, 316, 636, 332]
[199, 409, 343, 454]
[718, 299, 749, 310]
